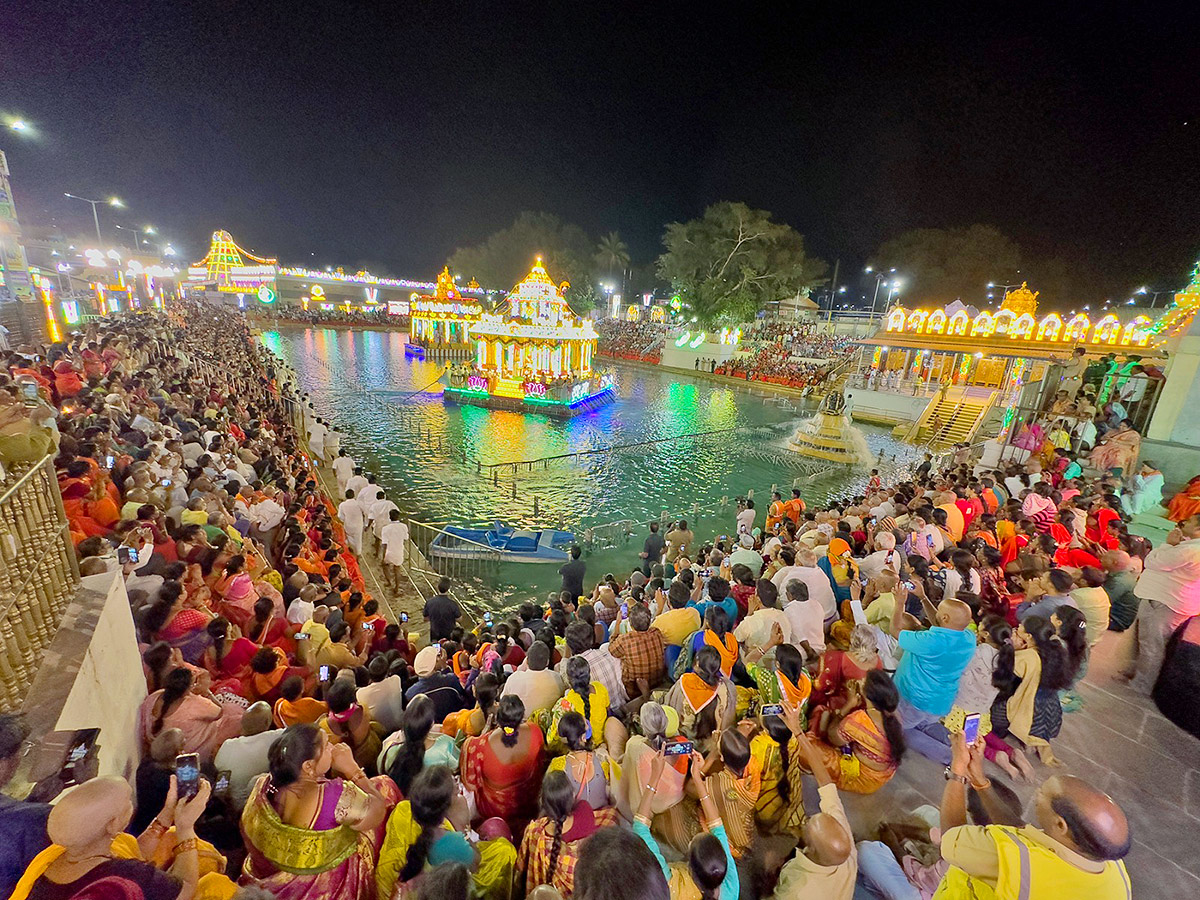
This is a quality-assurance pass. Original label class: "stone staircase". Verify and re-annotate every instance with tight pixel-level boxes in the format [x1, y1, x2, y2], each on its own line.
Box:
[1128, 506, 1176, 545]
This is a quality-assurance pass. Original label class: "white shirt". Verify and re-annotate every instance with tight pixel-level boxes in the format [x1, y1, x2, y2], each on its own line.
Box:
[772, 565, 838, 620]
[338, 498, 366, 532]
[943, 568, 982, 599]
[1135, 537, 1200, 616]
[857, 549, 901, 581]
[380, 521, 410, 565]
[346, 474, 368, 498]
[359, 484, 382, 505]
[333, 456, 356, 485]
[782, 596, 826, 653]
[249, 498, 286, 532]
[214, 729, 281, 809]
[736, 508, 756, 534]
[503, 668, 565, 717]
[370, 499, 399, 535]
[286, 598, 315, 625]
[734, 607, 791, 651]
[357, 676, 405, 733]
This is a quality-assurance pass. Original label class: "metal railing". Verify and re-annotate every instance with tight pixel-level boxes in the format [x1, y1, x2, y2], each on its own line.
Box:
[402, 521, 503, 622]
[0, 454, 80, 711]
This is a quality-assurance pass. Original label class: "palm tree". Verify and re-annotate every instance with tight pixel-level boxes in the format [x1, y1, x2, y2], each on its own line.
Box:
[595, 231, 631, 282]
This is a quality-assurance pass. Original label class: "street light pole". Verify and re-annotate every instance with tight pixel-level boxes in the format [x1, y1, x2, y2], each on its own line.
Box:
[64, 193, 122, 246]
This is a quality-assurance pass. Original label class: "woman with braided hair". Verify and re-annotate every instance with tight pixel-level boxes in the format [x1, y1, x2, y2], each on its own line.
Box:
[460, 695, 545, 827]
[546, 656, 609, 754]
[516, 770, 619, 898]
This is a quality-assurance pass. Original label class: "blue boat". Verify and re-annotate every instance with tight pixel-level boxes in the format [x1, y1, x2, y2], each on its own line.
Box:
[404, 343, 426, 359]
[430, 522, 575, 564]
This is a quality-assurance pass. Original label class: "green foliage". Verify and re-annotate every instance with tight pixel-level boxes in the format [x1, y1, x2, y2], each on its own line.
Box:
[595, 231, 631, 279]
[447, 211, 597, 309]
[870, 225, 1022, 304]
[656, 202, 826, 327]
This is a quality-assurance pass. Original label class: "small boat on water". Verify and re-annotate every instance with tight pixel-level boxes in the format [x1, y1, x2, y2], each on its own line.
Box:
[404, 343, 426, 359]
[430, 523, 575, 564]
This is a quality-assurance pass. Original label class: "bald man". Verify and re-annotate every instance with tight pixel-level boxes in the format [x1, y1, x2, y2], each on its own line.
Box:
[214, 701, 280, 810]
[891, 586, 977, 766]
[773, 719, 856, 897]
[937, 735, 1131, 896]
[26, 774, 209, 900]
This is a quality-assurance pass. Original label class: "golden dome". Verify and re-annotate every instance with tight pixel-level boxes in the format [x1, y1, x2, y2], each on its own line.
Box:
[1001, 282, 1039, 317]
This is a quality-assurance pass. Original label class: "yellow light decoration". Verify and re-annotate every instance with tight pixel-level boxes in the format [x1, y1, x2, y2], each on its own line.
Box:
[1122, 316, 1152, 346]
[1064, 314, 1089, 342]
[650, 306, 665, 323]
[948, 310, 970, 336]
[906, 310, 928, 331]
[1009, 313, 1035, 340]
[969, 311, 995, 337]
[994, 309, 1015, 335]
[1093, 314, 1122, 344]
[626, 304, 640, 322]
[1036, 314, 1063, 341]
[886, 307, 906, 331]
[926, 309, 947, 334]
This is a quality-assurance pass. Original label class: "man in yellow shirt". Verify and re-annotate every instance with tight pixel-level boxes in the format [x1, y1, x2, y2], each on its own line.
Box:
[934, 734, 1131, 898]
[652, 581, 701, 646]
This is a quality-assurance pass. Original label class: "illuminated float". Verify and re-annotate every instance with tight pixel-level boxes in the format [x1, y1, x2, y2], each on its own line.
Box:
[408, 266, 484, 355]
[441, 257, 615, 417]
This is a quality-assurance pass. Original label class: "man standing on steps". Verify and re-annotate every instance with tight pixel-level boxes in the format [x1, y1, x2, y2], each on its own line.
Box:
[559, 545, 587, 600]
[370, 491, 399, 555]
[338, 488, 367, 555]
[640, 522, 666, 577]
[333, 450, 356, 495]
[346, 466, 368, 499]
[308, 415, 327, 461]
[380, 510, 409, 588]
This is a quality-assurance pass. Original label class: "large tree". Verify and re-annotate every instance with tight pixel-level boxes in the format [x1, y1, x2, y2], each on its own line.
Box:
[595, 231, 631, 281]
[870, 225, 1022, 305]
[656, 202, 826, 326]
[447, 212, 598, 311]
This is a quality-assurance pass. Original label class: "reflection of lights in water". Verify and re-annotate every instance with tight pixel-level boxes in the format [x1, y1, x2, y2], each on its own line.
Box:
[264, 327, 911, 599]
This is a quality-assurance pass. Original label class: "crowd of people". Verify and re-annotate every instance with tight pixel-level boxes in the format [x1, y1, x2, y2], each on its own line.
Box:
[596, 320, 668, 363]
[713, 327, 857, 389]
[3, 301, 1195, 900]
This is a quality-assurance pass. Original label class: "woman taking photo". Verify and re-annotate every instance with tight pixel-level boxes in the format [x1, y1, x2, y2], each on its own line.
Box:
[990, 615, 1073, 766]
[241, 724, 398, 900]
[138, 666, 244, 766]
[143, 581, 212, 664]
[663, 647, 737, 750]
[633, 750, 739, 900]
[323, 677, 384, 775]
[460, 695, 545, 827]
[202, 616, 259, 697]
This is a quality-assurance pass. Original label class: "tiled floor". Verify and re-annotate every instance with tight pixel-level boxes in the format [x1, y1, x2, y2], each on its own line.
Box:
[836, 626, 1200, 895]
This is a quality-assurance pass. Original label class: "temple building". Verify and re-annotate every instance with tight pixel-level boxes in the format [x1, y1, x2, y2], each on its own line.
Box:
[408, 266, 484, 356]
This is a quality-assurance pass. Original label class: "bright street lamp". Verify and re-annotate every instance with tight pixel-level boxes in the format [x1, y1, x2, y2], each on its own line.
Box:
[64, 193, 124, 245]
[8, 119, 27, 131]
[1134, 286, 1173, 308]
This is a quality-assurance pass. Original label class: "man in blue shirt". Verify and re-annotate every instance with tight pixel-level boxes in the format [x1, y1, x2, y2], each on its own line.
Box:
[1017, 568, 1079, 623]
[688, 575, 739, 625]
[892, 589, 976, 765]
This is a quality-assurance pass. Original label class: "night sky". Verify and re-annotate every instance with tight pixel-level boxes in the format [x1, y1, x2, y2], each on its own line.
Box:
[3, 2, 1198, 299]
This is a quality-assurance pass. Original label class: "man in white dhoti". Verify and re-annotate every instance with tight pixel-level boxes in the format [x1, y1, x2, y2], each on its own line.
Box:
[337, 489, 367, 554]
[380, 509, 410, 587]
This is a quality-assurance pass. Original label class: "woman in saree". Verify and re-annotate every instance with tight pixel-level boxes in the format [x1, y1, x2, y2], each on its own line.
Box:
[797, 669, 903, 795]
[1021, 482, 1058, 534]
[240, 724, 399, 900]
[214, 555, 257, 630]
[322, 678, 384, 776]
[545, 657, 610, 754]
[977, 546, 1014, 621]
[1084, 505, 1122, 551]
[516, 770, 620, 899]
[1088, 418, 1141, 475]
[245, 596, 296, 658]
[748, 708, 805, 836]
[546, 712, 620, 811]
[1123, 461, 1165, 516]
[379, 694, 460, 793]
[1167, 474, 1200, 522]
[60, 465, 121, 539]
[621, 702, 687, 824]
[807, 624, 882, 735]
[989, 615, 1073, 767]
[144, 583, 213, 664]
[687, 606, 739, 679]
[460, 695, 545, 829]
[139, 667, 244, 766]
[817, 537, 858, 605]
[248, 646, 309, 705]
[662, 646, 738, 753]
[201, 616, 258, 699]
[377, 765, 516, 900]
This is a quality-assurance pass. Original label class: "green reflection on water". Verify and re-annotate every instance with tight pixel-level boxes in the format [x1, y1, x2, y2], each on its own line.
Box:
[264, 326, 908, 603]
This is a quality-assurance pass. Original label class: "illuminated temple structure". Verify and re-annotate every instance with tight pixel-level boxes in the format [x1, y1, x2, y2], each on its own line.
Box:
[441, 257, 614, 417]
[858, 282, 1176, 448]
[408, 266, 484, 353]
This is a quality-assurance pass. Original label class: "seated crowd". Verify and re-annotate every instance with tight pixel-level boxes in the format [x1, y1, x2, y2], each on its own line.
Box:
[6, 303, 1191, 900]
[596, 320, 668, 363]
